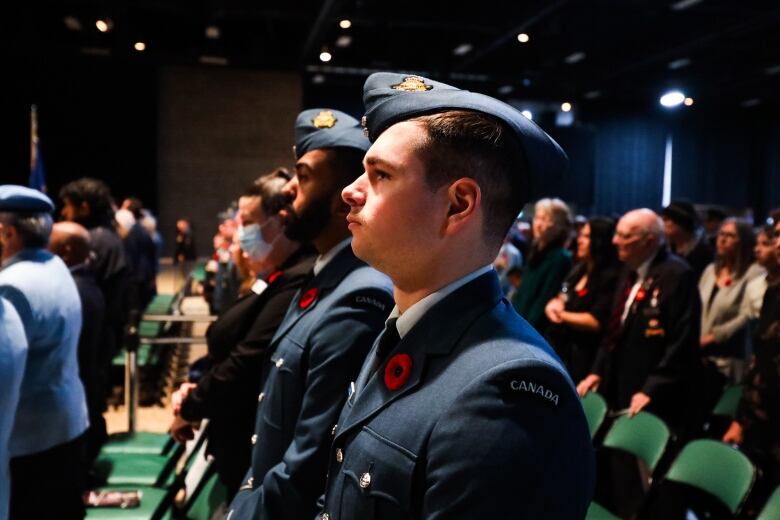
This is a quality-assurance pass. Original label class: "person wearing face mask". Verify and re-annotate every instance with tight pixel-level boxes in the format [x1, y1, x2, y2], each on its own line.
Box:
[168, 168, 316, 497]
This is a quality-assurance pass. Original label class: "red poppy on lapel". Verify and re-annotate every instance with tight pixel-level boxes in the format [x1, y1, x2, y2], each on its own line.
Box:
[267, 271, 283, 284]
[724, 278, 733, 287]
[299, 288, 318, 309]
[384, 354, 413, 391]
[635, 288, 647, 302]
[576, 288, 589, 298]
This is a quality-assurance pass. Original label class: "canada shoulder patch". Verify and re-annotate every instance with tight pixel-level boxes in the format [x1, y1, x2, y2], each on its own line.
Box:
[501, 376, 561, 408]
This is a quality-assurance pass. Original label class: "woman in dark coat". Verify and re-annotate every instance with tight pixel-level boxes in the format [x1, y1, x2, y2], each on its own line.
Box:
[544, 217, 620, 382]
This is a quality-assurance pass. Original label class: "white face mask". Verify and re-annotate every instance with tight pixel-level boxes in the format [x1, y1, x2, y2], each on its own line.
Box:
[238, 220, 276, 262]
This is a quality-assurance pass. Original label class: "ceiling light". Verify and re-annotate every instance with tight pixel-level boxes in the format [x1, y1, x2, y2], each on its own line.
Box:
[64, 16, 82, 31]
[335, 35, 352, 48]
[584, 90, 601, 99]
[561, 102, 572, 112]
[668, 58, 691, 70]
[199, 55, 228, 66]
[660, 91, 686, 107]
[683, 97, 694, 106]
[497, 85, 514, 95]
[521, 110, 533, 120]
[134, 41, 146, 52]
[517, 33, 530, 43]
[339, 19, 352, 29]
[741, 98, 761, 108]
[319, 50, 332, 63]
[564, 52, 586, 64]
[96, 19, 110, 33]
[453, 43, 473, 56]
[670, 0, 703, 11]
[522, 78, 532, 87]
[312, 74, 326, 84]
[205, 25, 221, 40]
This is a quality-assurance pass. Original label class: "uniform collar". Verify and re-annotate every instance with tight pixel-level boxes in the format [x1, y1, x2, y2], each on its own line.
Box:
[313, 237, 352, 276]
[389, 264, 494, 339]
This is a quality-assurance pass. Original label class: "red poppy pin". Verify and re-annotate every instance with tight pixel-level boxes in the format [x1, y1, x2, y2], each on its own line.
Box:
[299, 288, 318, 309]
[724, 278, 733, 287]
[384, 354, 413, 391]
[267, 271, 283, 284]
[576, 288, 589, 298]
[635, 288, 647, 302]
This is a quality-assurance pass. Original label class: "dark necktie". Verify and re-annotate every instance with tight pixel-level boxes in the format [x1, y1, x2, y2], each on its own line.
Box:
[368, 318, 401, 379]
[604, 270, 638, 351]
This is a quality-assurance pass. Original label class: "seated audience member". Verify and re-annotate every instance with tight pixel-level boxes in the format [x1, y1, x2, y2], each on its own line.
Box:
[494, 234, 522, 294]
[0, 185, 89, 519]
[0, 297, 26, 520]
[578, 209, 700, 430]
[662, 200, 713, 279]
[699, 218, 764, 382]
[723, 221, 780, 497]
[744, 224, 780, 321]
[49, 221, 108, 466]
[545, 217, 620, 382]
[512, 197, 573, 332]
[169, 169, 316, 496]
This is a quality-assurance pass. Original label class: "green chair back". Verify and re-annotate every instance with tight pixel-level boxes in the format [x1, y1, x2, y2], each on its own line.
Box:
[585, 501, 621, 520]
[665, 439, 755, 514]
[757, 486, 780, 520]
[602, 411, 670, 472]
[712, 385, 744, 418]
[581, 392, 608, 438]
[185, 470, 228, 520]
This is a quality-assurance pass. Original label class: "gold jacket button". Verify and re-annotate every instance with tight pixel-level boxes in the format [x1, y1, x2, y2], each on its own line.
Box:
[258, 392, 265, 402]
[359, 472, 371, 489]
[331, 424, 337, 436]
[251, 434, 258, 445]
[275, 358, 285, 368]
[321, 513, 330, 520]
[335, 448, 343, 463]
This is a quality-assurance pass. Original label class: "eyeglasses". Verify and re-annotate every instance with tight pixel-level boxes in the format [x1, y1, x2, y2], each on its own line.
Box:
[717, 231, 738, 240]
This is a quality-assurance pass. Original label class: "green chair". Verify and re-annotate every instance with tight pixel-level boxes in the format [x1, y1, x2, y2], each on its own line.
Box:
[757, 486, 780, 520]
[602, 411, 670, 475]
[712, 385, 744, 418]
[180, 467, 228, 520]
[581, 392, 608, 438]
[665, 439, 755, 515]
[585, 501, 621, 520]
[94, 450, 181, 487]
[101, 431, 175, 456]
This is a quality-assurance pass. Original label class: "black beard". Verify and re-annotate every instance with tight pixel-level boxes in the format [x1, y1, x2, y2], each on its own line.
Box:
[283, 190, 333, 243]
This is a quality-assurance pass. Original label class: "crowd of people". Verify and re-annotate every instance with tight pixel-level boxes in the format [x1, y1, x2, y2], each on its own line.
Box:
[1, 71, 778, 519]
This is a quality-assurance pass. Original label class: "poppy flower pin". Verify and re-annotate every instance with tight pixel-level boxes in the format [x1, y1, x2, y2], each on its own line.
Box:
[384, 354, 413, 391]
[635, 288, 647, 302]
[724, 278, 733, 287]
[576, 287, 589, 298]
[299, 288, 318, 309]
[267, 271, 283, 284]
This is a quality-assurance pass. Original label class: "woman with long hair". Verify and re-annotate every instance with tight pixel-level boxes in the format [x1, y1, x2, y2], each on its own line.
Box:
[544, 217, 620, 381]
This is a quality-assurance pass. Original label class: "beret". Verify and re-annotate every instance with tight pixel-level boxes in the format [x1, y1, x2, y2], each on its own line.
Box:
[361, 73, 568, 180]
[0, 185, 54, 213]
[294, 109, 371, 159]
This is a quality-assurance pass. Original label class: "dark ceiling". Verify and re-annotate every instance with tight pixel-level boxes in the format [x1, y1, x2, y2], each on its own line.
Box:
[6, 0, 780, 113]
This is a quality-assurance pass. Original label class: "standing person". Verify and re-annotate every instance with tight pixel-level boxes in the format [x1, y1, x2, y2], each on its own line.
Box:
[0, 185, 89, 519]
[49, 221, 108, 467]
[224, 109, 393, 520]
[662, 200, 713, 279]
[121, 197, 158, 311]
[319, 73, 594, 519]
[512, 197, 573, 332]
[578, 209, 700, 429]
[168, 169, 316, 497]
[744, 224, 780, 321]
[0, 297, 26, 520]
[174, 218, 197, 264]
[545, 217, 620, 382]
[699, 218, 764, 382]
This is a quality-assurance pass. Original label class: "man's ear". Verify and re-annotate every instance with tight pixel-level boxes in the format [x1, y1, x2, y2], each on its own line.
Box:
[444, 177, 481, 236]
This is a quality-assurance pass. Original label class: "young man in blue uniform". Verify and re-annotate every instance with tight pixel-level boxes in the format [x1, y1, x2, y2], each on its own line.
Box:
[318, 73, 595, 519]
[224, 109, 393, 519]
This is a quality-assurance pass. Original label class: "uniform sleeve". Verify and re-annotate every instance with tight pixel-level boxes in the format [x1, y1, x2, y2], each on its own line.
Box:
[641, 267, 701, 399]
[422, 363, 594, 519]
[179, 286, 299, 422]
[233, 287, 392, 520]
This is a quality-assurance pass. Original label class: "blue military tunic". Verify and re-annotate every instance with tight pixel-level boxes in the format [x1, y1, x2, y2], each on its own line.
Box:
[318, 271, 595, 519]
[226, 243, 393, 520]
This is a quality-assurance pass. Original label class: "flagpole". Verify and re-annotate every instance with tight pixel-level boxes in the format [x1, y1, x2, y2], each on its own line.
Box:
[30, 104, 38, 173]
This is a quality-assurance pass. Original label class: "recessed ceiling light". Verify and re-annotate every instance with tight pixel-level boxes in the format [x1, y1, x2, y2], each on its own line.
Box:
[335, 35, 352, 48]
[312, 74, 326, 84]
[96, 19, 110, 33]
[134, 41, 146, 52]
[561, 102, 572, 112]
[670, 0, 703, 11]
[564, 52, 586, 64]
[205, 25, 221, 40]
[683, 97, 694, 106]
[584, 90, 601, 99]
[453, 43, 473, 56]
[660, 91, 686, 107]
[319, 50, 332, 63]
[339, 19, 352, 29]
[497, 85, 514, 95]
[64, 16, 82, 31]
[517, 33, 530, 43]
[668, 58, 691, 70]
[521, 110, 533, 120]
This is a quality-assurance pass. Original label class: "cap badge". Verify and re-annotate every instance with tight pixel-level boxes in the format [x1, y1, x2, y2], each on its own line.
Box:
[312, 111, 338, 129]
[391, 76, 433, 92]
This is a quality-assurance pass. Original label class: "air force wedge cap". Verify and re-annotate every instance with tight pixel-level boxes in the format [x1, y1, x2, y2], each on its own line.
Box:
[0, 185, 54, 213]
[361, 72, 569, 180]
[294, 108, 371, 159]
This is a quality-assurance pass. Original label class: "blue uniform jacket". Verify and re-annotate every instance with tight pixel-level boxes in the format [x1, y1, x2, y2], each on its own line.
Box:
[226, 245, 393, 520]
[318, 271, 595, 519]
[0, 249, 89, 457]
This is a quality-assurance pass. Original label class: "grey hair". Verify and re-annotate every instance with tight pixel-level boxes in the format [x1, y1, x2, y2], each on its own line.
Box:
[0, 211, 54, 248]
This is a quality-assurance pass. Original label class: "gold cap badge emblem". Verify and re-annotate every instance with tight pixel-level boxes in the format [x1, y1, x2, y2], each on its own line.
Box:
[312, 111, 338, 129]
[391, 76, 433, 92]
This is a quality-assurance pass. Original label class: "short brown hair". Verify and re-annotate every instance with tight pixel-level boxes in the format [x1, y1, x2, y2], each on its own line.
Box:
[409, 110, 529, 246]
[244, 167, 292, 216]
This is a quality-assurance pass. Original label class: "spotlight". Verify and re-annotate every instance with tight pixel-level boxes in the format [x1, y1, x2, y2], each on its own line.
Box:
[517, 33, 530, 43]
[335, 35, 352, 48]
[339, 19, 352, 29]
[521, 110, 533, 120]
[319, 50, 332, 63]
[561, 102, 572, 112]
[96, 19, 110, 33]
[134, 41, 146, 52]
[453, 43, 473, 56]
[659, 91, 685, 107]
[205, 25, 221, 40]
[683, 97, 694, 106]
